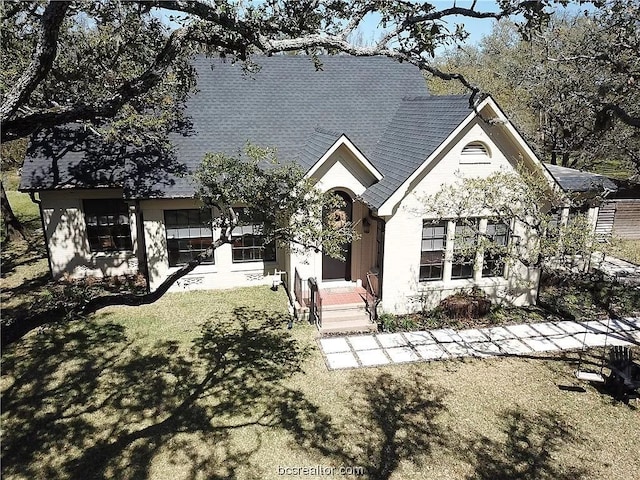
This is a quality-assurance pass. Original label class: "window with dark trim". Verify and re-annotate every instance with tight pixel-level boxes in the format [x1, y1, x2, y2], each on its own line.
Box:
[419, 221, 447, 281]
[84, 199, 132, 252]
[164, 209, 214, 267]
[451, 220, 477, 280]
[231, 208, 275, 263]
[482, 221, 509, 277]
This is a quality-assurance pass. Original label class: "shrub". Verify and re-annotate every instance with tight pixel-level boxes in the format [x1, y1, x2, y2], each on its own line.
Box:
[439, 288, 491, 320]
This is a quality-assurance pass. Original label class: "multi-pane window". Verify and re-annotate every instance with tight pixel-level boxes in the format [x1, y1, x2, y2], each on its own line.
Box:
[451, 221, 477, 279]
[419, 221, 447, 281]
[165, 209, 214, 267]
[84, 199, 132, 252]
[231, 208, 276, 263]
[482, 221, 509, 277]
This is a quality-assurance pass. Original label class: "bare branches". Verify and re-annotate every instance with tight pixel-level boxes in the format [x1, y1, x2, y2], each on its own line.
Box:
[0, 1, 70, 122]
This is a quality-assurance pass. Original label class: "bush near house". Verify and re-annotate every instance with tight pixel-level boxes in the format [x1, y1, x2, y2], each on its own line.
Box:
[380, 273, 640, 333]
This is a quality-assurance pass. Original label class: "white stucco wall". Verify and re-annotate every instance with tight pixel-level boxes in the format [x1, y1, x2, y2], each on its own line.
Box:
[140, 198, 285, 293]
[379, 119, 541, 315]
[39, 188, 140, 279]
[288, 143, 380, 292]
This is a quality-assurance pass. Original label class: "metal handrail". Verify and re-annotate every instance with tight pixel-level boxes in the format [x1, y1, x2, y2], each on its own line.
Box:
[294, 267, 312, 307]
[365, 271, 380, 323]
[308, 277, 322, 327]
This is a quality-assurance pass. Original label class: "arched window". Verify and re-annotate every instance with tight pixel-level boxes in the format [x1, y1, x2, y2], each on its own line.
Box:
[460, 141, 491, 164]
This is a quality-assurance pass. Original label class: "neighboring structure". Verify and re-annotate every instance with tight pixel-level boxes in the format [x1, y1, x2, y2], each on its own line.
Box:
[544, 163, 640, 241]
[21, 55, 563, 331]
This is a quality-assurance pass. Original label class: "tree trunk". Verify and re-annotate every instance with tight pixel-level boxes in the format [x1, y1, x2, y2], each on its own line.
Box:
[1, 180, 27, 242]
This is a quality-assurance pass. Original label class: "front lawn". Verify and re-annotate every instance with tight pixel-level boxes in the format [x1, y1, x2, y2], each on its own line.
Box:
[2, 284, 640, 480]
[612, 239, 640, 266]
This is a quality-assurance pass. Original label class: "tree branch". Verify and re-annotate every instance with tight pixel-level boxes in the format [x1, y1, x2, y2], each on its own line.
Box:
[600, 103, 640, 129]
[80, 211, 234, 314]
[1, 24, 193, 142]
[0, 1, 70, 122]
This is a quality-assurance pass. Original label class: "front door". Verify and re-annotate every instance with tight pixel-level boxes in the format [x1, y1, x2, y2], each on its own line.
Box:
[322, 190, 352, 281]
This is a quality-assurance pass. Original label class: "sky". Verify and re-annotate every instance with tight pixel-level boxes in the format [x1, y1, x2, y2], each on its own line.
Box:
[351, 0, 503, 52]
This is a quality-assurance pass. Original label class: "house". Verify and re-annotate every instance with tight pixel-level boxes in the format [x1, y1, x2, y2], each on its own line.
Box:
[20, 55, 558, 332]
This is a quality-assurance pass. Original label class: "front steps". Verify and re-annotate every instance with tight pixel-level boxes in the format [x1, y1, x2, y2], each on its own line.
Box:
[319, 302, 377, 334]
[294, 284, 378, 334]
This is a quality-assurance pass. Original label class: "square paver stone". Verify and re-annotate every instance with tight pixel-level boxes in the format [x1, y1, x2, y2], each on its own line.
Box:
[430, 328, 462, 343]
[356, 349, 390, 367]
[554, 321, 586, 334]
[320, 337, 350, 354]
[608, 319, 636, 331]
[414, 344, 448, 361]
[530, 322, 565, 336]
[469, 342, 502, 357]
[495, 338, 533, 355]
[505, 324, 539, 338]
[606, 333, 634, 346]
[404, 331, 436, 345]
[582, 320, 609, 334]
[326, 352, 358, 370]
[458, 328, 489, 343]
[549, 335, 584, 350]
[442, 342, 474, 357]
[483, 326, 516, 341]
[386, 346, 420, 363]
[582, 333, 608, 347]
[376, 333, 408, 348]
[521, 337, 560, 352]
[348, 335, 379, 351]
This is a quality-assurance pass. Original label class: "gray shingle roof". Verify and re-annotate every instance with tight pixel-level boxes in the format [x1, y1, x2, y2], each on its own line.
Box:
[543, 163, 618, 193]
[20, 55, 429, 197]
[21, 56, 486, 209]
[362, 95, 473, 208]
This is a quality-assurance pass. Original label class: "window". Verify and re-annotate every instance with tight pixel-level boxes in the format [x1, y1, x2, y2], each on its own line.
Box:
[460, 141, 491, 164]
[482, 221, 509, 277]
[419, 221, 447, 281]
[231, 208, 275, 263]
[165, 209, 214, 267]
[84, 199, 132, 252]
[451, 220, 477, 279]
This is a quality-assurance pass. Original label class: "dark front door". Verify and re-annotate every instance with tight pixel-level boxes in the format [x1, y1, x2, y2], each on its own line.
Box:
[322, 190, 352, 281]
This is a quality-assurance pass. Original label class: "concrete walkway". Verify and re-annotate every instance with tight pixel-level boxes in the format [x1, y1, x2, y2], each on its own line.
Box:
[596, 255, 640, 286]
[319, 317, 640, 370]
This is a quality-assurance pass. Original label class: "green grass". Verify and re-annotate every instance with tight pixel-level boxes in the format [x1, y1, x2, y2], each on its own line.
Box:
[2, 276, 640, 480]
[612, 239, 640, 266]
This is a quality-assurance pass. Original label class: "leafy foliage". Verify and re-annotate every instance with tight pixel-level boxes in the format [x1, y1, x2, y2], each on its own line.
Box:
[194, 144, 356, 259]
[421, 163, 606, 275]
[429, 3, 640, 175]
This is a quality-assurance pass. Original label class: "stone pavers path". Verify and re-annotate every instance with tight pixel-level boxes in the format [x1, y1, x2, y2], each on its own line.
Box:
[319, 317, 640, 370]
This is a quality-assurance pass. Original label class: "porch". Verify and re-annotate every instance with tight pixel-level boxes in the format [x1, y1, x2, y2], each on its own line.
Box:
[293, 267, 379, 334]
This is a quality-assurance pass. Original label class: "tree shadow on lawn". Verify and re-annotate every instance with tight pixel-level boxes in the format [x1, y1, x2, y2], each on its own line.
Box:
[1, 306, 323, 480]
[277, 369, 450, 480]
[462, 408, 588, 480]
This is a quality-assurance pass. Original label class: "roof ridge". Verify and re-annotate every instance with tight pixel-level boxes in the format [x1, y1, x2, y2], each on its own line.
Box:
[313, 126, 343, 137]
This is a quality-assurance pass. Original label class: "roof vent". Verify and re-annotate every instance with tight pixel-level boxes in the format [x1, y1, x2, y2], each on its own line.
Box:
[460, 141, 491, 164]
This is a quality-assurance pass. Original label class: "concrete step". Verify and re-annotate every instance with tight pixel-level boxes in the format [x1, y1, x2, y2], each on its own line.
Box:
[321, 302, 366, 312]
[319, 318, 378, 334]
[321, 308, 369, 323]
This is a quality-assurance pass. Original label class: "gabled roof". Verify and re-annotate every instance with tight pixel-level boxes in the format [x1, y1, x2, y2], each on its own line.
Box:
[21, 55, 428, 197]
[543, 163, 618, 193]
[362, 95, 473, 208]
